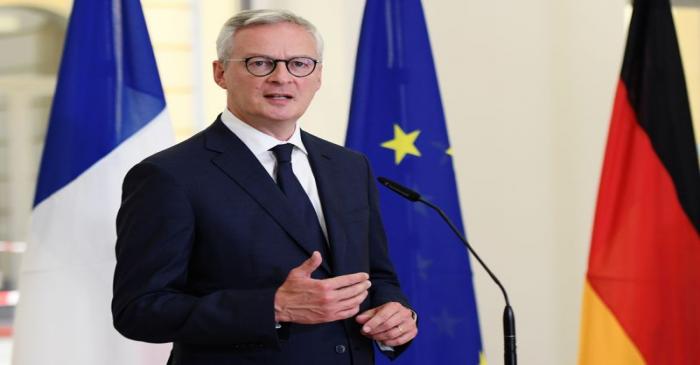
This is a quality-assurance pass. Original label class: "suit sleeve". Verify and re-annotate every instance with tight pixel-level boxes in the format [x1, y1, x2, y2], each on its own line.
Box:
[361, 155, 415, 357]
[112, 161, 280, 347]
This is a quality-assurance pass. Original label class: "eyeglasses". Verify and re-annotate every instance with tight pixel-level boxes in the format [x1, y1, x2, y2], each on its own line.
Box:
[227, 56, 320, 77]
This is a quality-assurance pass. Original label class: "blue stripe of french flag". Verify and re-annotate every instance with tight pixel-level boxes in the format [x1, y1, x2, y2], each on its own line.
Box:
[12, 0, 173, 363]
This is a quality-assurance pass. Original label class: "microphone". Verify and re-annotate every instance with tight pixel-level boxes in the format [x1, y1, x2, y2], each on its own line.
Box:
[377, 176, 517, 365]
[377, 177, 421, 201]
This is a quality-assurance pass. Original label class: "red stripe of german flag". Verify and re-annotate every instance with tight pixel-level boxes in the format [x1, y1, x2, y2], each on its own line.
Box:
[579, 0, 700, 364]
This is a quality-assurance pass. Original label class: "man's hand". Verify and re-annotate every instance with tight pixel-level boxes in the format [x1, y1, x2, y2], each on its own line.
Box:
[355, 302, 417, 347]
[274, 251, 371, 324]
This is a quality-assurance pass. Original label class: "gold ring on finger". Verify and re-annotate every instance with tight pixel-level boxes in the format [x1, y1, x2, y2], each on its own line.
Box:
[397, 325, 403, 333]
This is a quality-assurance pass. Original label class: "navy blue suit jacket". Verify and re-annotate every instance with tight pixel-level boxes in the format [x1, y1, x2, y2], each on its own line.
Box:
[112, 118, 411, 365]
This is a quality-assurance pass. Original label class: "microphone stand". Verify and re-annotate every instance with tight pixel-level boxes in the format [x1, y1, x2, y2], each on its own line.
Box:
[378, 177, 516, 365]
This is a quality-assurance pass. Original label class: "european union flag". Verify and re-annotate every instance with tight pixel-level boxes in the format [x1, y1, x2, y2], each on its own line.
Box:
[346, 0, 484, 364]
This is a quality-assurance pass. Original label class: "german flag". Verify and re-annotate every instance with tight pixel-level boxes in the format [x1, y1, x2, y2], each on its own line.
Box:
[578, 0, 700, 364]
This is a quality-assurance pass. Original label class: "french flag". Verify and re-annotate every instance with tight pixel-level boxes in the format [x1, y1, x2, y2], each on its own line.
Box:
[12, 0, 172, 363]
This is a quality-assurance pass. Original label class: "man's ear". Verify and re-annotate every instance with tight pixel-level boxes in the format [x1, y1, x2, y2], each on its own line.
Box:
[212, 60, 227, 89]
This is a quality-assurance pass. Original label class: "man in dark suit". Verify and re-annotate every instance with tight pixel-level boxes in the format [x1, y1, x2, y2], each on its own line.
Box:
[112, 9, 417, 365]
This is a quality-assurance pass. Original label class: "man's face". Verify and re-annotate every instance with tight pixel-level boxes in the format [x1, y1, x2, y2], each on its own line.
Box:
[213, 22, 322, 133]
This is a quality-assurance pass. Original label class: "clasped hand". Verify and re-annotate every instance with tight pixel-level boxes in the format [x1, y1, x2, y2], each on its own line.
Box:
[274, 252, 417, 347]
[274, 251, 371, 324]
[356, 301, 417, 347]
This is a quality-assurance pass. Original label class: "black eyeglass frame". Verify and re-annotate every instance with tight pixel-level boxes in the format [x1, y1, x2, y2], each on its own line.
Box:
[226, 56, 321, 77]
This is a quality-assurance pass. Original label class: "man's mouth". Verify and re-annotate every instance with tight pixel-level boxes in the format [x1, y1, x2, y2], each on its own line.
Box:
[264, 93, 293, 100]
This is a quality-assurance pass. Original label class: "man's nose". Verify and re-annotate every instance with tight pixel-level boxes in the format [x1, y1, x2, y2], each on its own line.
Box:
[267, 61, 294, 82]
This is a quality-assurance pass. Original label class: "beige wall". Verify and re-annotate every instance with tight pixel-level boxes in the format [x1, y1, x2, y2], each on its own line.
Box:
[674, 7, 700, 142]
[0, 0, 70, 15]
[446, 2, 623, 363]
[137, 0, 240, 138]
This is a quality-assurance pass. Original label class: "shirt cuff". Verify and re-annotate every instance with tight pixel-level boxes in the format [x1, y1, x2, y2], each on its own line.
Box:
[377, 341, 395, 351]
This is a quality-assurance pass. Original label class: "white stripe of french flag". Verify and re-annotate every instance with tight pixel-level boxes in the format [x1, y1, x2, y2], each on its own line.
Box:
[12, 0, 174, 364]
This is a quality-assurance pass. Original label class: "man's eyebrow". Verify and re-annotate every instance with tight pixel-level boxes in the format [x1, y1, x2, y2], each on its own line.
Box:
[238, 54, 317, 59]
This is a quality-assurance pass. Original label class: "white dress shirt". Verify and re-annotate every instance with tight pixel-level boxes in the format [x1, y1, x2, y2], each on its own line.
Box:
[220, 108, 328, 241]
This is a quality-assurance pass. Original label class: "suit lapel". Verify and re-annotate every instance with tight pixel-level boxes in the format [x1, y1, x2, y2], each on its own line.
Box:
[302, 132, 351, 276]
[204, 119, 332, 274]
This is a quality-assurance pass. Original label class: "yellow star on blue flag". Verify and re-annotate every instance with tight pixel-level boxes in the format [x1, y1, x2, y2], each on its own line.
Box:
[381, 124, 421, 164]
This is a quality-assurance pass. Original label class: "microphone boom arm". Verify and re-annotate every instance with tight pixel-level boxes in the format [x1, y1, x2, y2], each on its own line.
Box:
[417, 197, 510, 305]
[378, 176, 517, 365]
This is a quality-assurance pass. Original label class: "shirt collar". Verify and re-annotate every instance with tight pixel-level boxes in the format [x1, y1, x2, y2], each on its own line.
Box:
[220, 108, 307, 157]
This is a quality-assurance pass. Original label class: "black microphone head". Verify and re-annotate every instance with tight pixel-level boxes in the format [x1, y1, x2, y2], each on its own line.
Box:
[377, 176, 391, 187]
[377, 177, 421, 202]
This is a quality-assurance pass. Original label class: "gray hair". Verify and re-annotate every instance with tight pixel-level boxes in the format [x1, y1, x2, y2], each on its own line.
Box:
[216, 9, 324, 63]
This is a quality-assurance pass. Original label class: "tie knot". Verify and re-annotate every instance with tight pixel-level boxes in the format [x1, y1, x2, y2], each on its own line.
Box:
[271, 143, 294, 164]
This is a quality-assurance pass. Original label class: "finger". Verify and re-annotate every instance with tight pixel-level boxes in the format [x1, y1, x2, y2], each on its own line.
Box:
[366, 314, 405, 337]
[371, 320, 416, 342]
[323, 272, 370, 290]
[334, 290, 369, 320]
[355, 307, 377, 324]
[334, 301, 363, 320]
[333, 279, 371, 302]
[361, 304, 401, 334]
[290, 251, 322, 277]
[336, 287, 369, 313]
[381, 328, 418, 347]
[309, 279, 368, 313]
[370, 325, 401, 342]
[306, 289, 368, 323]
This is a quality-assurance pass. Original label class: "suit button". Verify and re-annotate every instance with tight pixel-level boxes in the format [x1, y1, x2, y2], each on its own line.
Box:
[335, 345, 347, 354]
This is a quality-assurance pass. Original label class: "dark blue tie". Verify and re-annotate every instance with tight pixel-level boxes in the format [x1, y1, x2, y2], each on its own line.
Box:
[271, 144, 330, 264]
